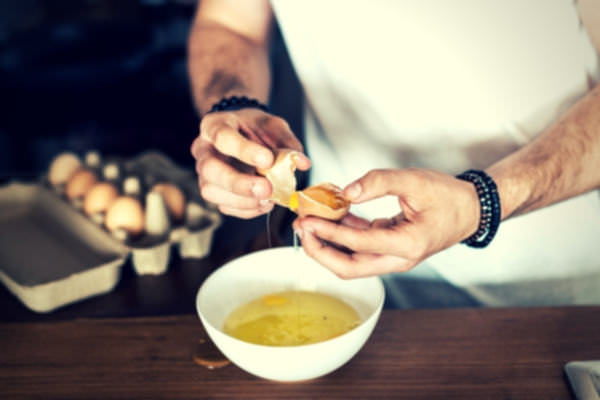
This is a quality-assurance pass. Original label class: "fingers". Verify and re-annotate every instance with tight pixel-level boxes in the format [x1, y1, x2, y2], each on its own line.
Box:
[219, 203, 274, 219]
[296, 216, 417, 257]
[277, 121, 304, 152]
[292, 152, 311, 171]
[190, 135, 202, 159]
[199, 112, 312, 171]
[202, 117, 274, 169]
[196, 154, 271, 199]
[252, 115, 302, 151]
[193, 110, 311, 220]
[194, 136, 272, 217]
[344, 169, 420, 204]
[339, 213, 371, 230]
[371, 217, 396, 229]
[249, 115, 311, 171]
[299, 229, 411, 279]
[200, 182, 269, 209]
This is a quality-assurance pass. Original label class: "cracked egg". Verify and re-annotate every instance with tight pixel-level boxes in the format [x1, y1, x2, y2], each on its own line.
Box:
[257, 149, 350, 220]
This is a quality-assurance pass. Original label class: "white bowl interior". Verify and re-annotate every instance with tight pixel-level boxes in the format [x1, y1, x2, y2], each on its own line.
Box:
[197, 247, 384, 335]
[195, 246, 385, 381]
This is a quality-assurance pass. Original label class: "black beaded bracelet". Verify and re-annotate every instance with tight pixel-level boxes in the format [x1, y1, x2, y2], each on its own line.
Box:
[456, 169, 501, 248]
[206, 96, 269, 114]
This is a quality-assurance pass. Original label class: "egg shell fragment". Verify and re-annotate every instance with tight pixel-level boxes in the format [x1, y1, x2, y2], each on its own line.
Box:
[292, 183, 350, 221]
[256, 148, 301, 207]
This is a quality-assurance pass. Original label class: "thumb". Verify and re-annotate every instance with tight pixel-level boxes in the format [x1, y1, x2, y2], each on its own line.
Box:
[251, 113, 311, 171]
[343, 169, 413, 204]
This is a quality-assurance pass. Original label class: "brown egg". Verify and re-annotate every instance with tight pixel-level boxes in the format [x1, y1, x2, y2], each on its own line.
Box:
[290, 183, 350, 221]
[105, 196, 145, 235]
[48, 153, 82, 186]
[256, 148, 349, 220]
[83, 182, 119, 216]
[256, 148, 301, 207]
[65, 169, 97, 200]
[152, 183, 186, 222]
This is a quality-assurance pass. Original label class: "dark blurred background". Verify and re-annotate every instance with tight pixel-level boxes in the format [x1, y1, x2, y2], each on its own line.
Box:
[0, 0, 303, 180]
[0, 0, 305, 320]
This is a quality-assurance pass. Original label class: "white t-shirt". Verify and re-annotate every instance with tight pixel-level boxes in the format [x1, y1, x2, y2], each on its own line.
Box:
[271, 0, 600, 306]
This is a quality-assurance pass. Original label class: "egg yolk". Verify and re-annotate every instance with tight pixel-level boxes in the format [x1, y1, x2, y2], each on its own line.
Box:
[288, 192, 299, 211]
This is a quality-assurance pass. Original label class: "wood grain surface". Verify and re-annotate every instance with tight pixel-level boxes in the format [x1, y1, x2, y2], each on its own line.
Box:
[1, 307, 599, 399]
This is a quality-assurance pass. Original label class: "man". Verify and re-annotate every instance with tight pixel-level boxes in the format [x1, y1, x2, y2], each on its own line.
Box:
[188, 0, 600, 307]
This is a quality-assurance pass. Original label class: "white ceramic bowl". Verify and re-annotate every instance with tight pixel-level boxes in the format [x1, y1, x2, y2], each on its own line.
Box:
[196, 246, 385, 382]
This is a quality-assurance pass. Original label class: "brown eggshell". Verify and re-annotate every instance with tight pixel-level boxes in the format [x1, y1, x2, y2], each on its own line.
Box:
[256, 148, 301, 207]
[293, 183, 350, 221]
[48, 153, 82, 186]
[105, 196, 145, 235]
[65, 169, 98, 200]
[83, 182, 119, 216]
[152, 183, 186, 222]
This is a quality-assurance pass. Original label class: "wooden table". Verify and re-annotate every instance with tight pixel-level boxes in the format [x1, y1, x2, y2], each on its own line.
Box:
[1, 307, 599, 399]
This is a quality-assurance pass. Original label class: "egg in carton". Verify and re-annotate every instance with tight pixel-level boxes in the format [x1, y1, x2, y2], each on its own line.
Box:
[47, 151, 144, 232]
[122, 152, 221, 264]
[0, 151, 220, 313]
[47, 151, 119, 209]
[47, 152, 94, 208]
[108, 183, 176, 276]
[47, 152, 84, 194]
[47, 151, 221, 276]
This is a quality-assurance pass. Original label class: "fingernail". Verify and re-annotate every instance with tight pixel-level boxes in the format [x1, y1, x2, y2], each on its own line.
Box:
[345, 182, 362, 200]
[259, 199, 271, 207]
[294, 228, 304, 239]
[254, 152, 270, 168]
[252, 183, 266, 198]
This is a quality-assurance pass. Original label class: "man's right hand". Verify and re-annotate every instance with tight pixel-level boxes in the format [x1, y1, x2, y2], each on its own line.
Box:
[191, 108, 311, 219]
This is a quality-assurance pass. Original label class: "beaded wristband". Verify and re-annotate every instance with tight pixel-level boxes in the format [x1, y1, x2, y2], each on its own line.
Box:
[206, 96, 269, 114]
[456, 169, 501, 248]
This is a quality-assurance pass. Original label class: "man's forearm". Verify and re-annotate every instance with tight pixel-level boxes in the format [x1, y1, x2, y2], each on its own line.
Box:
[487, 85, 600, 220]
[187, 21, 271, 116]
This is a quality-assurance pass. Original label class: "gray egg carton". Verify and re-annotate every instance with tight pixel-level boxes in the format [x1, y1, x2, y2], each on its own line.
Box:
[0, 152, 221, 313]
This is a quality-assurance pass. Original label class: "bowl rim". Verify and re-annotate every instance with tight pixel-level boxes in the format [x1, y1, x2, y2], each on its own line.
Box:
[195, 246, 386, 350]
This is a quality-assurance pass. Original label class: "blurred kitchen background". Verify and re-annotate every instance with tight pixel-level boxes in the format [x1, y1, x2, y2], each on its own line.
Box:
[0, 0, 303, 180]
[0, 0, 305, 319]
